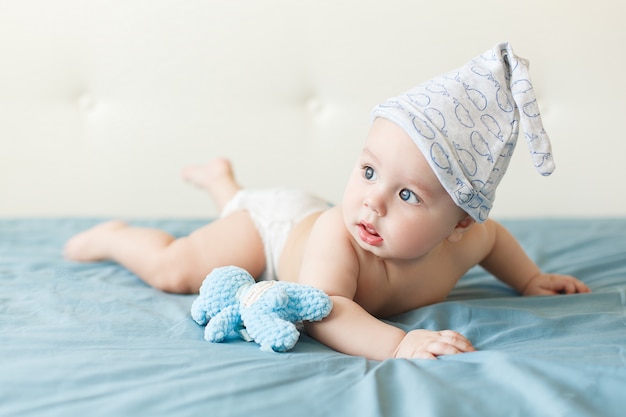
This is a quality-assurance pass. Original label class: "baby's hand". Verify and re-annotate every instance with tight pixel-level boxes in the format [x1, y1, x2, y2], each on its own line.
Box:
[522, 273, 591, 296]
[393, 329, 476, 360]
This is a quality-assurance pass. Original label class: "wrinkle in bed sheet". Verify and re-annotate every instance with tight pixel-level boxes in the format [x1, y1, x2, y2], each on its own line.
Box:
[1, 218, 625, 417]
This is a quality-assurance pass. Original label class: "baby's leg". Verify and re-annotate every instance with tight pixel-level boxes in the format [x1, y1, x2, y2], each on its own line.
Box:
[182, 158, 241, 212]
[64, 211, 265, 293]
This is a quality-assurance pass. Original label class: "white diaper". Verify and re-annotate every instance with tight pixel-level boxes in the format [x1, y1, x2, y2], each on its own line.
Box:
[220, 189, 331, 281]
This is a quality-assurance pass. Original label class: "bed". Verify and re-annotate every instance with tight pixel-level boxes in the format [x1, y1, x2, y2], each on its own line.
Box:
[1, 217, 625, 416]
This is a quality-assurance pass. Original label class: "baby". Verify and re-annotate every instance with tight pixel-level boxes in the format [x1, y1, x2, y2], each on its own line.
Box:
[65, 42, 590, 360]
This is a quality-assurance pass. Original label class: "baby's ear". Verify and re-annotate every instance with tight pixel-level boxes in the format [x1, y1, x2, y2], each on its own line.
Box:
[447, 215, 475, 243]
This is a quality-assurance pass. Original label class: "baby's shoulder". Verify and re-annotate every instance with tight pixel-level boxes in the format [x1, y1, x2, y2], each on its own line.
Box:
[307, 206, 355, 255]
[310, 205, 345, 234]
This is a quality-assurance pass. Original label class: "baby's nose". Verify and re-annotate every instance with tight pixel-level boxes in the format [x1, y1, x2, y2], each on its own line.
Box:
[364, 189, 387, 216]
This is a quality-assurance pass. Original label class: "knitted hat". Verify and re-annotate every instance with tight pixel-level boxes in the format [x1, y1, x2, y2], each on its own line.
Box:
[371, 42, 554, 222]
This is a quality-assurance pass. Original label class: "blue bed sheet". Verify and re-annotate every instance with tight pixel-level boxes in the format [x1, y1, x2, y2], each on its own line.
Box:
[1, 218, 625, 417]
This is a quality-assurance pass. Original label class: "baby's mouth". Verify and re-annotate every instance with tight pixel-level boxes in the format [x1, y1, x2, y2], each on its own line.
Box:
[357, 221, 384, 246]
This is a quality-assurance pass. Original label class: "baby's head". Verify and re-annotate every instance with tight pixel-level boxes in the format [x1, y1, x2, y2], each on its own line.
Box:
[371, 42, 553, 223]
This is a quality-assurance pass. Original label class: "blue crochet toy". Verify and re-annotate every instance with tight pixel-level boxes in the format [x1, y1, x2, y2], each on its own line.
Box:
[191, 266, 333, 352]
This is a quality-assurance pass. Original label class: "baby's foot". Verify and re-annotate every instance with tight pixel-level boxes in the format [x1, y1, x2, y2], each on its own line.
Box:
[182, 158, 234, 190]
[63, 220, 127, 262]
[182, 158, 241, 210]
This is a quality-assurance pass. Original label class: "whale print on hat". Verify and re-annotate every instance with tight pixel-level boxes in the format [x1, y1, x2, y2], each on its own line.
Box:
[371, 42, 554, 223]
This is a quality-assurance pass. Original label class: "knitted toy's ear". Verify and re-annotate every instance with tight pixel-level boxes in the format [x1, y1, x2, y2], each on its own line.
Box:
[204, 304, 242, 343]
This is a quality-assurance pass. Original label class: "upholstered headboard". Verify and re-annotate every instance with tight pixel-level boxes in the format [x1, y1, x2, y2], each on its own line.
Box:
[1, 0, 624, 218]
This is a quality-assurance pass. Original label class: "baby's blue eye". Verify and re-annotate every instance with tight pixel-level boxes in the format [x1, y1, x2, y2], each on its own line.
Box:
[399, 189, 420, 204]
[363, 166, 376, 181]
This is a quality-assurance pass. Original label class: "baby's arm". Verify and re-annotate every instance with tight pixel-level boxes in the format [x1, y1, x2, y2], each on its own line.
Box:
[304, 296, 404, 360]
[304, 296, 474, 360]
[300, 209, 474, 360]
[479, 220, 591, 295]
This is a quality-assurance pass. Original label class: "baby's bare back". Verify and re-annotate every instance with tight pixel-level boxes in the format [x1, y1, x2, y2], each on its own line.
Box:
[277, 211, 325, 282]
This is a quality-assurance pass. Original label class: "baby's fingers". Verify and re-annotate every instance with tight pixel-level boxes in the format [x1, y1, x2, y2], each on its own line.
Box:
[572, 280, 592, 294]
[394, 329, 475, 359]
[556, 279, 578, 294]
[436, 330, 476, 353]
[525, 274, 592, 296]
[552, 276, 592, 295]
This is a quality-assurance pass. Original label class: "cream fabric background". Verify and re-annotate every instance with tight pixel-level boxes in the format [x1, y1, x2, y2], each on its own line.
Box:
[1, 0, 624, 218]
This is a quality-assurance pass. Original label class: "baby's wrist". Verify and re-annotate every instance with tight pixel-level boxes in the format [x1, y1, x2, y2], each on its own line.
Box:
[519, 271, 542, 295]
[392, 331, 410, 359]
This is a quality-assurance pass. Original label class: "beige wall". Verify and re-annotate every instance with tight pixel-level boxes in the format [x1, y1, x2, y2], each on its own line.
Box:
[1, 0, 624, 218]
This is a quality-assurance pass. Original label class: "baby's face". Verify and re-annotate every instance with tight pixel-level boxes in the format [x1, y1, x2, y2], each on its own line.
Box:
[342, 118, 465, 261]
